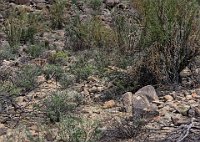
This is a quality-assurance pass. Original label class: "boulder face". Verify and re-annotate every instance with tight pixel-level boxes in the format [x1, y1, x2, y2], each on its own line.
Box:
[135, 85, 159, 102]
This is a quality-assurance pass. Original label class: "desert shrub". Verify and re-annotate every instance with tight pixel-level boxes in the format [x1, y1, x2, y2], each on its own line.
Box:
[112, 7, 140, 53]
[3, 8, 41, 49]
[70, 54, 98, 81]
[26, 44, 46, 58]
[135, 0, 200, 84]
[0, 82, 22, 96]
[43, 91, 79, 123]
[65, 16, 117, 51]
[0, 48, 16, 61]
[89, 0, 102, 12]
[59, 73, 76, 88]
[43, 64, 64, 81]
[48, 51, 68, 65]
[50, 0, 67, 29]
[13, 65, 42, 91]
[58, 116, 101, 142]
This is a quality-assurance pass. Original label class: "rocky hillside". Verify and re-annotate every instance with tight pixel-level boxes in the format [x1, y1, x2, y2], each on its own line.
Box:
[0, 0, 200, 142]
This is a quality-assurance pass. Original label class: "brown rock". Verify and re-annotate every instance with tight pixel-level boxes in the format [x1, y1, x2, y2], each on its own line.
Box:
[164, 95, 174, 102]
[175, 104, 190, 116]
[103, 100, 116, 109]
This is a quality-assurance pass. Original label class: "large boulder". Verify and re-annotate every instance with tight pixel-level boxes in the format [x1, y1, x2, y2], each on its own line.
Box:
[121, 85, 159, 121]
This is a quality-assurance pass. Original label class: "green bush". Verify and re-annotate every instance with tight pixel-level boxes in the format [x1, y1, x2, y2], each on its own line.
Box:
[43, 64, 64, 80]
[135, 0, 200, 84]
[13, 65, 42, 91]
[50, 0, 67, 29]
[58, 116, 101, 142]
[71, 55, 98, 81]
[26, 44, 46, 58]
[48, 51, 68, 65]
[89, 0, 102, 12]
[43, 91, 79, 123]
[65, 16, 117, 51]
[4, 8, 40, 49]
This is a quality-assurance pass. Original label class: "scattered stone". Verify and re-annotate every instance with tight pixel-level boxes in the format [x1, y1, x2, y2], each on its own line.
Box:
[195, 106, 200, 117]
[185, 95, 192, 100]
[175, 104, 190, 116]
[180, 67, 192, 77]
[103, 100, 116, 109]
[171, 114, 190, 126]
[164, 95, 174, 102]
[0, 128, 7, 136]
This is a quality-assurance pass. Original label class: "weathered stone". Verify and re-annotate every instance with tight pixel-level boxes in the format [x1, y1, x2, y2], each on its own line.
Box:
[180, 67, 192, 77]
[103, 100, 116, 109]
[135, 85, 159, 102]
[164, 95, 174, 102]
[175, 104, 190, 116]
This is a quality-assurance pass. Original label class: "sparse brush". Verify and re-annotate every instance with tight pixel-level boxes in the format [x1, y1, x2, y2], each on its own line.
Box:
[4, 8, 41, 49]
[13, 65, 42, 92]
[50, 0, 67, 29]
[43, 91, 79, 123]
[134, 0, 200, 84]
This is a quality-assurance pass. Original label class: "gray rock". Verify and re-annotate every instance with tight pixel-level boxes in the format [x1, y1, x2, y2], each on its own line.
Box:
[135, 85, 159, 102]
[121, 85, 159, 121]
[180, 67, 192, 77]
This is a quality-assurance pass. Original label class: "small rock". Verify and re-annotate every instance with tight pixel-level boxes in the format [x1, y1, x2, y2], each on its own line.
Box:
[164, 95, 174, 102]
[36, 75, 46, 83]
[180, 67, 192, 77]
[188, 108, 196, 117]
[171, 114, 190, 126]
[192, 92, 199, 98]
[186, 95, 192, 100]
[103, 100, 116, 109]
[0, 128, 7, 136]
[195, 106, 200, 117]
[175, 104, 190, 116]
[45, 132, 55, 141]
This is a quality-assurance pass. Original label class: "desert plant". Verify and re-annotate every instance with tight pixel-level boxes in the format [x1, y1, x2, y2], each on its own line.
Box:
[135, 0, 200, 84]
[48, 51, 68, 65]
[4, 8, 41, 49]
[13, 65, 42, 91]
[43, 64, 64, 82]
[65, 16, 117, 51]
[70, 55, 98, 81]
[59, 73, 76, 88]
[50, 0, 67, 29]
[26, 44, 46, 58]
[89, 0, 102, 12]
[43, 91, 79, 123]
[58, 116, 101, 142]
